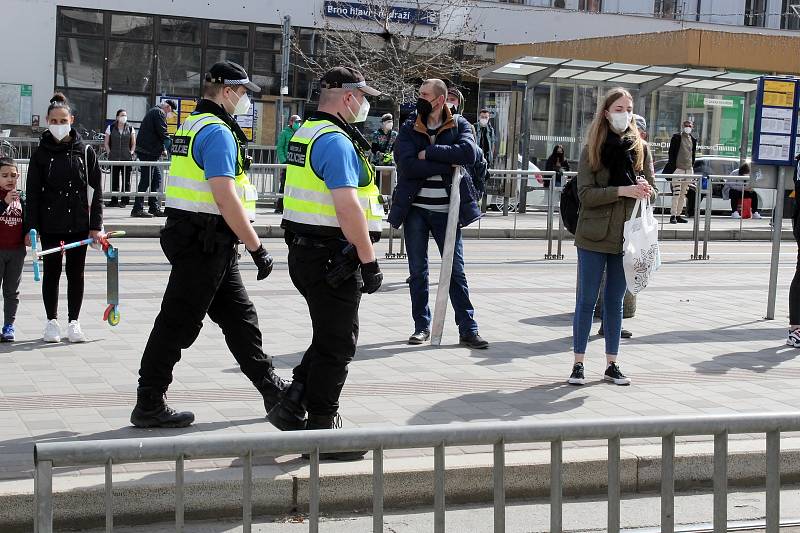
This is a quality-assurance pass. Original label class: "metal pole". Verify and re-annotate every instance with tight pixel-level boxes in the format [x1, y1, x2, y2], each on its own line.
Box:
[434, 443, 446, 533]
[176, 455, 184, 533]
[550, 439, 563, 533]
[243, 451, 252, 533]
[608, 436, 620, 533]
[35, 459, 53, 533]
[713, 431, 728, 533]
[766, 430, 780, 533]
[493, 440, 505, 533]
[546, 180, 555, 258]
[105, 459, 113, 533]
[277, 16, 291, 144]
[430, 167, 462, 346]
[740, 92, 752, 166]
[373, 447, 384, 533]
[692, 176, 702, 259]
[661, 434, 675, 533]
[702, 177, 713, 259]
[310, 448, 320, 533]
[767, 170, 785, 320]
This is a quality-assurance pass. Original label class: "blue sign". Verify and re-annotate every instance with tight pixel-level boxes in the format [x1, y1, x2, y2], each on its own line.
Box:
[752, 76, 800, 166]
[323, 1, 438, 26]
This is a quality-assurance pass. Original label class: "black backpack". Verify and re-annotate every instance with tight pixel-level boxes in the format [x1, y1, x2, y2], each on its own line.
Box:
[560, 177, 580, 235]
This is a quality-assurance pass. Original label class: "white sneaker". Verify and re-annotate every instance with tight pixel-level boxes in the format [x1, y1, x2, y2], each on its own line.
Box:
[67, 320, 86, 343]
[753, 211, 762, 219]
[43, 320, 61, 343]
[787, 329, 800, 348]
[731, 211, 741, 219]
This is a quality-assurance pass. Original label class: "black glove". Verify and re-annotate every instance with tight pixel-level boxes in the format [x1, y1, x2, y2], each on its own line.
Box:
[249, 244, 273, 280]
[325, 244, 360, 288]
[360, 260, 383, 294]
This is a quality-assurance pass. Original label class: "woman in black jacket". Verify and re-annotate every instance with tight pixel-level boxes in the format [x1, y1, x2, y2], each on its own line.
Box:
[544, 144, 570, 188]
[26, 93, 103, 343]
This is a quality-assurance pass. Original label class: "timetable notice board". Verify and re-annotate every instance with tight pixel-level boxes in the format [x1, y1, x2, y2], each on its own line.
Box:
[753, 77, 800, 166]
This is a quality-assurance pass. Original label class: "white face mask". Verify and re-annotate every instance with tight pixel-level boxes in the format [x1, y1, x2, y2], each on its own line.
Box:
[683, 127, 692, 134]
[228, 90, 251, 116]
[118, 116, 128, 124]
[479, 118, 489, 127]
[383, 122, 393, 131]
[607, 111, 632, 133]
[346, 93, 370, 123]
[48, 123, 71, 141]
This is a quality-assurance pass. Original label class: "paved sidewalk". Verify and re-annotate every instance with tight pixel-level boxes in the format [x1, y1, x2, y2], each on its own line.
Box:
[0, 237, 798, 485]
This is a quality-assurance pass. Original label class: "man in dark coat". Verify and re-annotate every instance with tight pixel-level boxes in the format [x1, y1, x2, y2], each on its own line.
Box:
[131, 99, 176, 217]
[663, 119, 697, 224]
[389, 78, 487, 349]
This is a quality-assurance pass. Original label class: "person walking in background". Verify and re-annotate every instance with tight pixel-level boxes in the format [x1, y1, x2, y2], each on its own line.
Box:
[0, 158, 30, 342]
[568, 88, 655, 387]
[370, 113, 397, 191]
[724, 163, 762, 219]
[25, 93, 104, 344]
[788, 154, 800, 348]
[663, 119, 696, 224]
[544, 144, 570, 188]
[474, 109, 496, 168]
[104, 109, 136, 208]
[390, 78, 487, 349]
[275, 114, 301, 214]
[131, 99, 176, 218]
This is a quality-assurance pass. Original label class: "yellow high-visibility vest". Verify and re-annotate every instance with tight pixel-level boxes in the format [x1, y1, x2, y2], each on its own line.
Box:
[166, 113, 257, 221]
[281, 118, 383, 240]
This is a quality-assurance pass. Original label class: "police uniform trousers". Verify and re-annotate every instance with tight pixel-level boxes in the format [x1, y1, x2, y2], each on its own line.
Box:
[287, 241, 361, 417]
[138, 216, 275, 390]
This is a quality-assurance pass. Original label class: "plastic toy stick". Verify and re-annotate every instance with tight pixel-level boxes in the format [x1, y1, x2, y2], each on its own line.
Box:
[36, 231, 126, 259]
[102, 244, 120, 326]
[29, 229, 41, 282]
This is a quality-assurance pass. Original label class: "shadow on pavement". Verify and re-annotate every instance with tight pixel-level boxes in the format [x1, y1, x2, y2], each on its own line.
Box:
[692, 344, 799, 375]
[520, 312, 574, 327]
[406, 380, 601, 425]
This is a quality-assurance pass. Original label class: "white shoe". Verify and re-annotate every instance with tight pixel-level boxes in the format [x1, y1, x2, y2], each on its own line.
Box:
[67, 320, 86, 343]
[752, 212, 762, 219]
[788, 329, 800, 348]
[731, 211, 741, 219]
[43, 320, 61, 343]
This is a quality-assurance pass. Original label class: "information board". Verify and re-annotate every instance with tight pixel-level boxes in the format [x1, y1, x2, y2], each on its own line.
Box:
[0, 83, 33, 126]
[753, 77, 800, 166]
[159, 96, 255, 141]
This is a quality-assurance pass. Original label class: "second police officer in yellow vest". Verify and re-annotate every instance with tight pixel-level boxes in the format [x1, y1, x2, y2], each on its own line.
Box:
[130, 61, 287, 428]
[268, 67, 383, 460]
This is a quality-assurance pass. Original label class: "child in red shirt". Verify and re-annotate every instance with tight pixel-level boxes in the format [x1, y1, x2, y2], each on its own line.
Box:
[0, 157, 30, 341]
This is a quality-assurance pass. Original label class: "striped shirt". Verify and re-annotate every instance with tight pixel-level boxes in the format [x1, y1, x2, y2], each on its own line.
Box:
[412, 126, 450, 213]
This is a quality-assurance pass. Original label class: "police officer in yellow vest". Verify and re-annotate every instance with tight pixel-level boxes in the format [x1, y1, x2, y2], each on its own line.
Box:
[267, 67, 383, 459]
[131, 61, 286, 428]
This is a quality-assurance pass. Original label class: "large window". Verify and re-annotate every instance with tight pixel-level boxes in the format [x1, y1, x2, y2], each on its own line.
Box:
[745, 0, 766, 26]
[781, 0, 800, 29]
[654, 0, 679, 18]
[55, 7, 312, 141]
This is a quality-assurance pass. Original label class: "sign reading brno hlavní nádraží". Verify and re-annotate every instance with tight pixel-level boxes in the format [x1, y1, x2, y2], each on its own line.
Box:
[323, 0, 438, 26]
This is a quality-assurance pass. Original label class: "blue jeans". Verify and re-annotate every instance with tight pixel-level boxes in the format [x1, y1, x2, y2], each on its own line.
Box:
[133, 152, 162, 212]
[404, 206, 478, 337]
[573, 247, 626, 356]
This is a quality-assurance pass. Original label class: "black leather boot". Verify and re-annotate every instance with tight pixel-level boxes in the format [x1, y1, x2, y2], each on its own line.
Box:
[130, 387, 195, 428]
[302, 413, 367, 461]
[266, 381, 307, 431]
[255, 369, 288, 414]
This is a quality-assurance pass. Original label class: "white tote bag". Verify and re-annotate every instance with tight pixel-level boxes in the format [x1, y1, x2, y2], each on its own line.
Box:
[622, 198, 660, 294]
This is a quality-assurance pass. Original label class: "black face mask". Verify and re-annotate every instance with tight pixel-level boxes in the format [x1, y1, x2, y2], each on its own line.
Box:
[416, 97, 434, 121]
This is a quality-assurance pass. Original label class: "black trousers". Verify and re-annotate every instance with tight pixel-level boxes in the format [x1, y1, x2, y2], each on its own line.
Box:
[40, 232, 89, 322]
[137, 217, 275, 390]
[791, 209, 800, 325]
[110, 166, 131, 204]
[287, 243, 361, 417]
[729, 188, 758, 214]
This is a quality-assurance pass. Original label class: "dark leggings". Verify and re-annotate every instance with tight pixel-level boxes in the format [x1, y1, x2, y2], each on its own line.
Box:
[729, 188, 758, 214]
[40, 232, 89, 322]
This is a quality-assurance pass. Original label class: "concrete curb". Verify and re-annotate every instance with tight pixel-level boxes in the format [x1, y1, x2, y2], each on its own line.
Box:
[105, 222, 796, 242]
[4, 439, 800, 531]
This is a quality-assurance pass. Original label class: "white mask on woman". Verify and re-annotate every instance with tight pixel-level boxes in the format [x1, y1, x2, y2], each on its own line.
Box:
[118, 116, 128, 125]
[607, 111, 632, 133]
[48, 123, 71, 141]
[683, 127, 692, 134]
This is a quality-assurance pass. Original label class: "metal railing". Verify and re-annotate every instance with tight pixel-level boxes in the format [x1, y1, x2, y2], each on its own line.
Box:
[33, 412, 798, 533]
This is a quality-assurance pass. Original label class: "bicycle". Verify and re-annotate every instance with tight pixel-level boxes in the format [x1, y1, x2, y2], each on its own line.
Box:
[0, 140, 16, 159]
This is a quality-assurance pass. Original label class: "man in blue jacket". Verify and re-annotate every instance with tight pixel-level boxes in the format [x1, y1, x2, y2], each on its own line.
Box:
[131, 99, 176, 218]
[389, 79, 488, 349]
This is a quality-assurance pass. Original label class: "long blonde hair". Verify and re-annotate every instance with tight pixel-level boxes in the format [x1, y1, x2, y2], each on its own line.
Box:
[586, 87, 644, 173]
